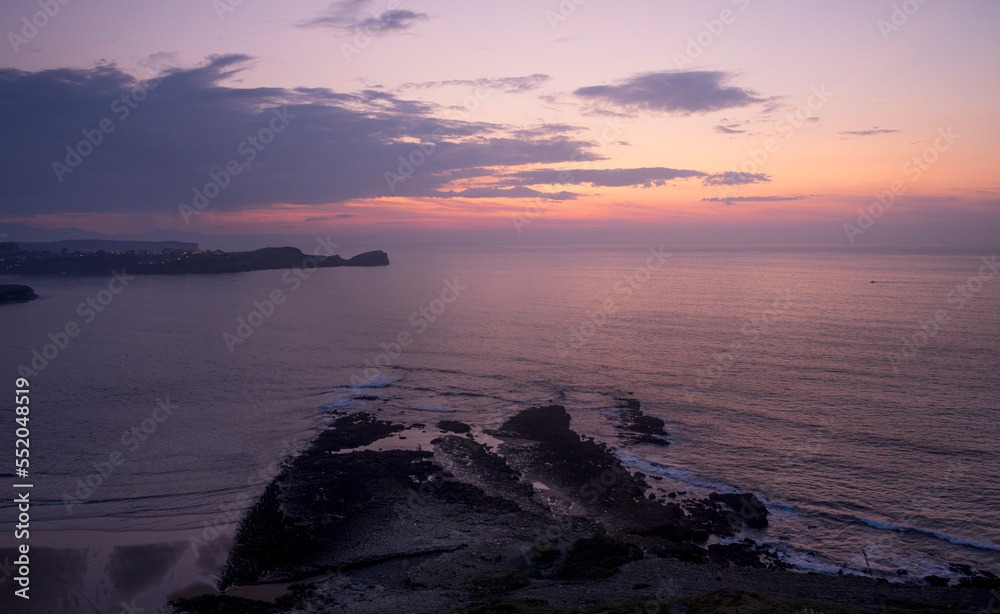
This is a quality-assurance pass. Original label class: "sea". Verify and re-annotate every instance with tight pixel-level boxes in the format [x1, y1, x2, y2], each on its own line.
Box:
[1, 244, 998, 613]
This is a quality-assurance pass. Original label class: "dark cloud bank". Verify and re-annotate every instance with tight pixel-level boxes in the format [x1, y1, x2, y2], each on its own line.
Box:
[1, 57, 771, 218]
[574, 70, 768, 115]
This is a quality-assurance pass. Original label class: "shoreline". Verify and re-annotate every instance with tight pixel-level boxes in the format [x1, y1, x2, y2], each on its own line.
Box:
[170, 401, 999, 614]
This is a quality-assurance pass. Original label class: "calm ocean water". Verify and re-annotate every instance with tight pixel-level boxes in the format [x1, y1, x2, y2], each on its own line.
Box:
[1, 244, 998, 611]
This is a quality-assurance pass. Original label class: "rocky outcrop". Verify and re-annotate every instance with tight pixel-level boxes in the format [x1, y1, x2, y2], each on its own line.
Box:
[175, 403, 995, 614]
[0, 284, 38, 303]
[613, 398, 669, 446]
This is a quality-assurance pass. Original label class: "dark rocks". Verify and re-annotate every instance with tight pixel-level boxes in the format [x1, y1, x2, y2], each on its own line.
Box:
[679, 492, 769, 540]
[452, 599, 574, 614]
[217, 413, 410, 588]
[351, 394, 379, 401]
[315, 412, 406, 451]
[432, 434, 534, 502]
[525, 540, 561, 572]
[437, 420, 472, 434]
[925, 575, 950, 587]
[557, 534, 644, 579]
[490, 406, 668, 527]
[615, 398, 641, 410]
[492, 405, 573, 441]
[707, 539, 787, 570]
[950, 566, 1000, 589]
[613, 398, 669, 446]
[182, 402, 1000, 614]
[170, 595, 282, 613]
[648, 540, 706, 564]
[491, 405, 774, 568]
[0, 284, 38, 303]
[470, 570, 531, 597]
[706, 492, 769, 529]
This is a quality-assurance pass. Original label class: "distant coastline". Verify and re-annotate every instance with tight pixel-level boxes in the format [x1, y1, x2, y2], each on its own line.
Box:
[0, 240, 389, 276]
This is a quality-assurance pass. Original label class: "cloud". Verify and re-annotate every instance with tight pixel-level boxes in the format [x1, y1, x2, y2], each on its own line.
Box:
[401, 74, 551, 94]
[299, 1, 430, 34]
[429, 187, 578, 200]
[702, 195, 812, 207]
[482, 167, 772, 191]
[574, 70, 768, 115]
[715, 123, 746, 134]
[839, 127, 899, 137]
[0, 55, 599, 217]
[304, 214, 355, 221]
[511, 123, 583, 139]
[701, 172, 771, 186]
[503, 167, 705, 188]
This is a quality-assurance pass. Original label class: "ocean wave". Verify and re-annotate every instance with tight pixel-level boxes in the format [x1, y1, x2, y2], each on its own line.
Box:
[405, 405, 456, 413]
[757, 498, 800, 512]
[340, 375, 395, 389]
[322, 395, 356, 411]
[853, 516, 1000, 552]
[614, 451, 739, 494]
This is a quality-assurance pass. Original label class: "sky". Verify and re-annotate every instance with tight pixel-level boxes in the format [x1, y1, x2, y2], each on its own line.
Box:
[1, 0, 998, 248]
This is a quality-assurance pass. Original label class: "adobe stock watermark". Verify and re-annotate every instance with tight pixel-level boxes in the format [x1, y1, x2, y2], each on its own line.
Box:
[60, 397, 179, 514]
[978, 590, 1000, 614]
[684, 289, 796, 403]
[350, 277, 467, 386]
[888, 255, 996, 372]
[511, 198, 556, 234]
[223, 235, 339, 352]
[16, 269, 136, 378]
[877, 0, 931, 40]
[716, 84, 832, 201]
[556, 246, 670, 358]
[843, 127, 958, 244]
[673, 0, 751, 68]
[212, 0, 248, 21]
[545, 0, 588, 31]
[179, 107, 296, 223]
[384, 80, 496, 193]
[7, 0, 72, 53]
[189, 434, 307, 558]
[51, 66, 165, 183]
[118, 598, 171, 614]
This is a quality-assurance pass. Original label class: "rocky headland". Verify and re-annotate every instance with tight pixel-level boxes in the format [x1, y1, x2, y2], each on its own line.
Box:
[169, 403, 998, 614]
[1, 246, 389, 276]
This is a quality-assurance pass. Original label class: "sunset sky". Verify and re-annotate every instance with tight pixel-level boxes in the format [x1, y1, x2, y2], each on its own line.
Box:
[2, 0, 998, 247]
